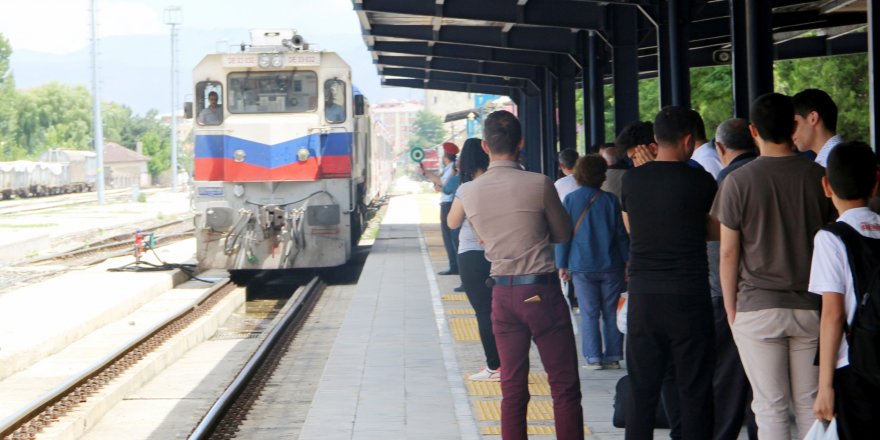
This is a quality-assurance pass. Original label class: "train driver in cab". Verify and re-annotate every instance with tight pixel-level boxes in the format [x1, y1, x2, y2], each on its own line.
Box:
[325, 81, 345, 123]
[199, 91, 223, 125]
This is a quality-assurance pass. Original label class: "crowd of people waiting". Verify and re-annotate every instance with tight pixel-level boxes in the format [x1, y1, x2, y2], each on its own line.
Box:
[423, 87, 880, 440]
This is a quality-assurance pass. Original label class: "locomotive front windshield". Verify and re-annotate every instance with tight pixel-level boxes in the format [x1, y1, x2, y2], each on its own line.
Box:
[227, 71, 318, 114]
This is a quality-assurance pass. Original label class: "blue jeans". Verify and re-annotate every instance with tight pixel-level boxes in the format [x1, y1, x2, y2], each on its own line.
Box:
[571, 271, 625, 364]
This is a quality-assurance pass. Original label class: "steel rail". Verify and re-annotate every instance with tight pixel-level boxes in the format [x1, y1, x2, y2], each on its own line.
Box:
[18, 219, 191, 266]
[188, 276, 325, 440]
[0, 279, 234, 440]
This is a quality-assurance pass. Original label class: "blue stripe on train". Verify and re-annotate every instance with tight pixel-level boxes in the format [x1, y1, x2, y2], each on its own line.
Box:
[194, 132, 352, 169]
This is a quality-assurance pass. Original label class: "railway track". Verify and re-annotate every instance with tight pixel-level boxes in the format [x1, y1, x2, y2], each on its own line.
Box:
[189, 277, 325, 440]
[0, 188, 164, 217]
[0, 280, 238, 440]
[0, 219, 195, 294]
[22, 219, 193, 267]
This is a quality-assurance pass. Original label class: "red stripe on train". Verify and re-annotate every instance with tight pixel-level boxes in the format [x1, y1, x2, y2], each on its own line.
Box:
[194, 157, 351, 181]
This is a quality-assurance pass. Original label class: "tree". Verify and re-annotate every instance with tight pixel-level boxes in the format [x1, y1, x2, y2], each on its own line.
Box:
[141, 129, 170, 179]
[102, 102, 135, 146]
[408, 110, 446, 152]
[0, 33, 18, 159]
[15, 82, 92, 156]
[775, 53, 869, 142]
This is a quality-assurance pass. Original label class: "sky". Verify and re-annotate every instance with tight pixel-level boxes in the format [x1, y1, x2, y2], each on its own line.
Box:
[0, 0, 423, 112]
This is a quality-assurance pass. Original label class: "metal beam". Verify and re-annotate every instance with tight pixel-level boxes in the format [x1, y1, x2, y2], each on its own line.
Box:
[870, 0, 880, 151]
[356, 0, 605, 32]
[611, 6, 640, 136]
[541, 68, 558, 177]
[633, 32, 869, 76]
[382, 78, 514, 96]
[366, 24, 578, 54]
[558, 57, 578, 152]
[372, 40, 556, 66]
[586, 30, 606, 149]
[731, 0, 749, 118]
[377, 55, 541, 82]
[521, 90, 544, 173]
[380, 67, 526, 88]
[746, 0, 774, 103]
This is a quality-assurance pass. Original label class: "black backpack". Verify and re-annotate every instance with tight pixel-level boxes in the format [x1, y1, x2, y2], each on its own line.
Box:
[822, 221, 880, 386]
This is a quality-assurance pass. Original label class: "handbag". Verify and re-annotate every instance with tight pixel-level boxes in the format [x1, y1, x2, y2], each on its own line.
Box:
[803, 418, 839, 440]
[573, 190, 602, 235]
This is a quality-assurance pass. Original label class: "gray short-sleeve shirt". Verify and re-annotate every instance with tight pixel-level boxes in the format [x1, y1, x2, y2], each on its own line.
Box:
[710, 155, 835, 311]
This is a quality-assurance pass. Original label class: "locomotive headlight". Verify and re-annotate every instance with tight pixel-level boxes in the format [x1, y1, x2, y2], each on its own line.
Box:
[271, 54, 284, 68]
[233, 149, 246, 162]
[297, 148, 310, 162]
[258, 54, 271, 68]
[233, 184, 245, 198]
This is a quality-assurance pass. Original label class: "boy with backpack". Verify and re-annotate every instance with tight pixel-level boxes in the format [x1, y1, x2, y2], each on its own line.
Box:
[809, 141, 880, 439]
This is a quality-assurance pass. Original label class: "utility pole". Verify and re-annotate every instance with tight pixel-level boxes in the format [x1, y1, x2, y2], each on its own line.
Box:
[90, 0, 105, 203]
[165, 6, 182, 191]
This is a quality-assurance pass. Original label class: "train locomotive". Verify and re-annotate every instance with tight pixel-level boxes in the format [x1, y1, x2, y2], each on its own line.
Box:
[189, 29, 390, 272]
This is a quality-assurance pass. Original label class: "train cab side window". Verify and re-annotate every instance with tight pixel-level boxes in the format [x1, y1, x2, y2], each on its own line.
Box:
[324, 79, 346, 124]
[196, 82, 223, 125]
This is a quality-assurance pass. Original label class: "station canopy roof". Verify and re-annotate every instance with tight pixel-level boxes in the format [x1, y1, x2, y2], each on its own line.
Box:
[353, 0, 870, 96]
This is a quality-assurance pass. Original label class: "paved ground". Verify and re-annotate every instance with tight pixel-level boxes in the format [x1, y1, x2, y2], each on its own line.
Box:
[0, 187, 192, 263]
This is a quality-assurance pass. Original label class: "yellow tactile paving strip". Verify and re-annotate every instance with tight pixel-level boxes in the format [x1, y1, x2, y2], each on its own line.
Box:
[420, 195, 591, 437]
[474, 399, 556, 421]
[449, 317, 481, 341]
[480, 425, 592, 436]
[466, 380, 551, 396]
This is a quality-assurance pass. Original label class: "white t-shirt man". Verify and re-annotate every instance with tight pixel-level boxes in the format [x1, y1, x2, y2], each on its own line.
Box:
[809, 206, 880, 368]
[814, 135, 843, 168]
[554, 174, 579, 202]
[691, 141, 723, 179]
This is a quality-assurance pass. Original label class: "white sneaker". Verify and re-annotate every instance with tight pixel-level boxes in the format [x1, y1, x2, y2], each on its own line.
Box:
[469, 367, 501, 381]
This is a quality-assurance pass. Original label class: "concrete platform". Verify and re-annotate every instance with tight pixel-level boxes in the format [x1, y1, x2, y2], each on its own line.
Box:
[0, 240, 234, 435]
[298, 194, 679, 440]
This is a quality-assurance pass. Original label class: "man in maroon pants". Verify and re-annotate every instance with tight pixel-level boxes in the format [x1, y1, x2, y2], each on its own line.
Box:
[458, 110, 583, 440]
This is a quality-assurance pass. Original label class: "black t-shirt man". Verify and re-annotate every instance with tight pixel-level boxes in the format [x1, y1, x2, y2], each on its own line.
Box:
[621, 161, 718, 295]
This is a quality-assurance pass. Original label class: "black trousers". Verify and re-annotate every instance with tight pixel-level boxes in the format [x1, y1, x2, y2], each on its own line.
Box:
[834, 366, 880, 440]
[712, 297, 757, 440]
[458, 250, 500, 370]
[625, 293, 715, 440]
[439, 202, 459, 271]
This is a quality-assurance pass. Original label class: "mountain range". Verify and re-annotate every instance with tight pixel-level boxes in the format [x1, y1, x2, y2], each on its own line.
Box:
[9, 28, 422, 116]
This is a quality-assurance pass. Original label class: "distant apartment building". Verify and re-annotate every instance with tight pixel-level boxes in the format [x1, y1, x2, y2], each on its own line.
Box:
[424, 90, 474, 146]
[370, 99, 423, 154]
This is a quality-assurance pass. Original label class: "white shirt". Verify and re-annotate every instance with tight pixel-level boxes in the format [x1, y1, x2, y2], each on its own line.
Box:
[814, 135, 843, 168]
[809, 207, 880, 368]
[455, 183, 483, 253]
[690, 142, 723, 179]
[554, 174, 579, 202]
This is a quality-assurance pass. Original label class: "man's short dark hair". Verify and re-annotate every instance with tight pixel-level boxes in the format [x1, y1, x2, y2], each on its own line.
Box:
[483, 110, 522, 155]
[208, 91, 218, 99]
[750, 93, 795, 145]
[792, 88, 838, 133]
[715, 118, 755, 151]
[654, 106, 696, 145]
[827, 141, 878, 200]
[574, 154, 607, 188]
[615, 121, 654, 151]
[558, 148, 579, 169]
